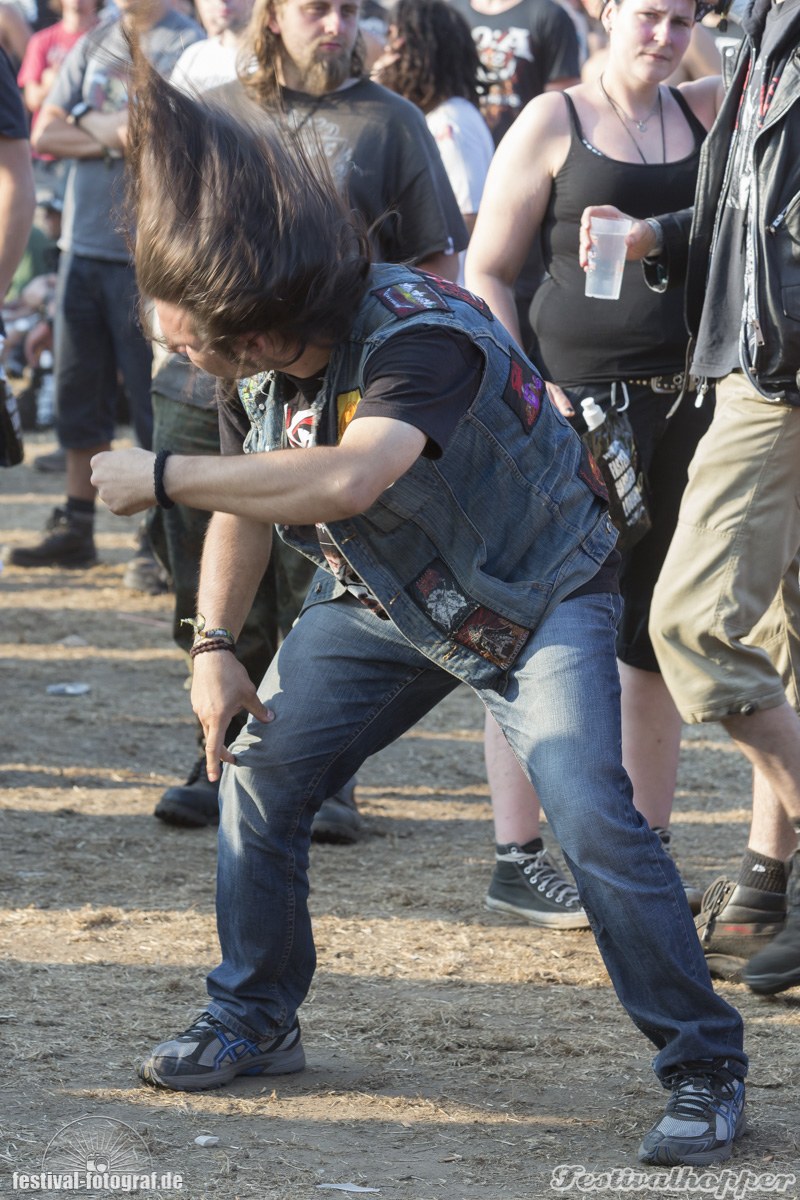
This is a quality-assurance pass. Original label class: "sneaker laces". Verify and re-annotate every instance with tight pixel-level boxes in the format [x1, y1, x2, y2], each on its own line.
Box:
[667, 1065, 739, 1119]
[176, 1011, 223, 1042]
[516, 848, 583, 909]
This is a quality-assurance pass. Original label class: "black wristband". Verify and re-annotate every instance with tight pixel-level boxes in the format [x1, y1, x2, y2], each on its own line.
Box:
[154, 449, 175, 509]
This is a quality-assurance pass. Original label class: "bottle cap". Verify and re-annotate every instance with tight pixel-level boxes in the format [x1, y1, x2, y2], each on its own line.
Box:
[581, 396, 605, 431]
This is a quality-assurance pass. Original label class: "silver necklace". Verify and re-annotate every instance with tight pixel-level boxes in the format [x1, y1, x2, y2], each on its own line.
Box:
[599, 75, 665, 165]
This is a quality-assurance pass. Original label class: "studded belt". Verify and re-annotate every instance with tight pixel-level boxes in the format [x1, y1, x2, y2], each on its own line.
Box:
[620, 373, 686, 394]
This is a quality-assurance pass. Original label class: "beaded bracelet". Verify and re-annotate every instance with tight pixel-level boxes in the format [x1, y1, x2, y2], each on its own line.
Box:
[189, 638, 237, 660]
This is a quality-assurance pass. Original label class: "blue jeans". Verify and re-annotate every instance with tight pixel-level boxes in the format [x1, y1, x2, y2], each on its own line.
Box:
[209, 591, 746, 1082]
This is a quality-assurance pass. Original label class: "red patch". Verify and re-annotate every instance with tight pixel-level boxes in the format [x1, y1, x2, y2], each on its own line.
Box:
[418, 273, 493, 320]
[453, 607, 530, 670]
[579, 445, 609, 503]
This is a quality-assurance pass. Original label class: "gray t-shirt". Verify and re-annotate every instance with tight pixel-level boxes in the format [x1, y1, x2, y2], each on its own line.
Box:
[48, 11, 204, 262]
[155, 76, 469, 407]
[214, 77, 468, 264]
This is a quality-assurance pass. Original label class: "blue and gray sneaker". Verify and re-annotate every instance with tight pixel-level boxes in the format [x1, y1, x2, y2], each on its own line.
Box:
[638, 1064, 746, 1166]
[138, 1012, 305, 1091]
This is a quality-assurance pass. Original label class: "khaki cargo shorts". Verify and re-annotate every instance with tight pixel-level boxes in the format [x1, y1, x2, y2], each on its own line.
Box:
[650, 373, 800, 724]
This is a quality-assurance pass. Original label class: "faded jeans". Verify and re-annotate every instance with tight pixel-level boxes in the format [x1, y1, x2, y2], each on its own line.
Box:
[208, 590, 746, 1082]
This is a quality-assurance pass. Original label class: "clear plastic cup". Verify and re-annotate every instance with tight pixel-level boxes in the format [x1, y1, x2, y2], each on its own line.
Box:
[585, 216, 633, 300]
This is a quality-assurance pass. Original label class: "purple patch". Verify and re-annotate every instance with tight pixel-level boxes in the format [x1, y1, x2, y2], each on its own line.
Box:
[503, 351, 544, 433]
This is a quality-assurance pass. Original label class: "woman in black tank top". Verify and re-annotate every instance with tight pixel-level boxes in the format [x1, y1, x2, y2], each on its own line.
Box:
[466, 0, 726, 925]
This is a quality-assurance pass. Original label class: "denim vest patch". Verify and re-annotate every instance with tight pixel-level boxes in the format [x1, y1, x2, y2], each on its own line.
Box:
[236, 264, 617, 689]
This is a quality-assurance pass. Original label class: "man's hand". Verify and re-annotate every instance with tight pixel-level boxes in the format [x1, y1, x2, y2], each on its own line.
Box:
[546, 381, 575, 418]
[579, 205, 656, 269]
[191, 651, 273, 781]
[90, 447, 158, 514]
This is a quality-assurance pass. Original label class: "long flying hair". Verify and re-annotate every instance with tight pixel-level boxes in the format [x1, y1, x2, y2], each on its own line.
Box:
[377, 0, 481, 114]
[126, 49, 371, 362]
[242, 0, 366, 107]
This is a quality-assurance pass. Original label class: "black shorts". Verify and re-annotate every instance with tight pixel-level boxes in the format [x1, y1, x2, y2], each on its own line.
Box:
[567, 380, 715, 672]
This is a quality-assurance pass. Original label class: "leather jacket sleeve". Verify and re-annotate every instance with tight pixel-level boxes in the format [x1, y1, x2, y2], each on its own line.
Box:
[641, 208, 694, 293]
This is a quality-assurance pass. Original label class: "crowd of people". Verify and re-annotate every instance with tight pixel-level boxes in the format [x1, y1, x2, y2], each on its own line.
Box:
[2, 0, 800, 1173]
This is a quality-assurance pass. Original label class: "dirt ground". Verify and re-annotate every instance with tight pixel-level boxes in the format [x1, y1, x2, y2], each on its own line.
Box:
[2, 431, 800, 1200]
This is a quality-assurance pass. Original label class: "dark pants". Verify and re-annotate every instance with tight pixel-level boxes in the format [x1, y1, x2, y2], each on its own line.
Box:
[54, 253, 153, 450]
[568, 382, 715, 672]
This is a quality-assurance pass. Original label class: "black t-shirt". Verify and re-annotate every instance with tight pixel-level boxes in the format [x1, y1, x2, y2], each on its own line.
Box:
[692, 0, 800, 379]
[0, 47, 29, 140]
[0, 47, 28, 346]
[218, 328, 483, 457]
[219, 327, 617, 600]
[451, 0, 580, 147]
[212, 78, 467, 265]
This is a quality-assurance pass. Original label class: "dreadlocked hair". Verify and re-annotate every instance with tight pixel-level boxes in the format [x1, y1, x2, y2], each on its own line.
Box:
[126, 45, 371, 365]
[379, 0, 481, 114]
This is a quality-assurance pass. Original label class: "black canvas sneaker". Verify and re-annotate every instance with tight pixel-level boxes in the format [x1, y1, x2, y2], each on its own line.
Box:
[485, 841, 589, 929]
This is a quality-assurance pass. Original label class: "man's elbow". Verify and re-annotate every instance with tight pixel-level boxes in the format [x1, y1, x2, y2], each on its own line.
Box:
[31, 123, 52, 155]
[31, 113, 63, 156]
[331, 467, 393, 520]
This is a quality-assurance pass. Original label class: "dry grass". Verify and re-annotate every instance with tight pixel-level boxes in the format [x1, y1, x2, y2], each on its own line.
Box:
[1, 435, 799, 1199]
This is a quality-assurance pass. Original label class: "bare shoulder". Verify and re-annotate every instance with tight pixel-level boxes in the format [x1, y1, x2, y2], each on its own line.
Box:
[512, 88, 573, 138]
[677, 74, 725, 132]
[496, 88, 572, 171]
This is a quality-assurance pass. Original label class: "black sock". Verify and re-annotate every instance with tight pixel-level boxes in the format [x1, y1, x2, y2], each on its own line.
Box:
[66, 495, 95, 524]
[737, 848, 788, 895]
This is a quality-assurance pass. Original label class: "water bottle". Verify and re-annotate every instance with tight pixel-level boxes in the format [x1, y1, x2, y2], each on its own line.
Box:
[35, 350, 56, 429]
[580, 396, 650, 552]
[0, 377, 24, 467]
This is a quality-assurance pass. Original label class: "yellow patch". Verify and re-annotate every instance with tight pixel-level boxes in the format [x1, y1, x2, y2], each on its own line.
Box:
[337, 390, 361, 442]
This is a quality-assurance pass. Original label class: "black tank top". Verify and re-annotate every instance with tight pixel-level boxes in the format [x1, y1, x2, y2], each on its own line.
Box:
[528, 90, 706, 387]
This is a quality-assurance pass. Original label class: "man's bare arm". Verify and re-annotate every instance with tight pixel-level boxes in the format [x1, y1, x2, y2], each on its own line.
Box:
[91, 415, 428, 523]
[418, 250, 459, 282]
[33, 105, 106, 159]
[0, 135, 35, 298]
[190, 511, 274, 778]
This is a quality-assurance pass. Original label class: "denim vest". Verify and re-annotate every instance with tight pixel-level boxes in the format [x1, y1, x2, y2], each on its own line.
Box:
[238, 264, 617, 691]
